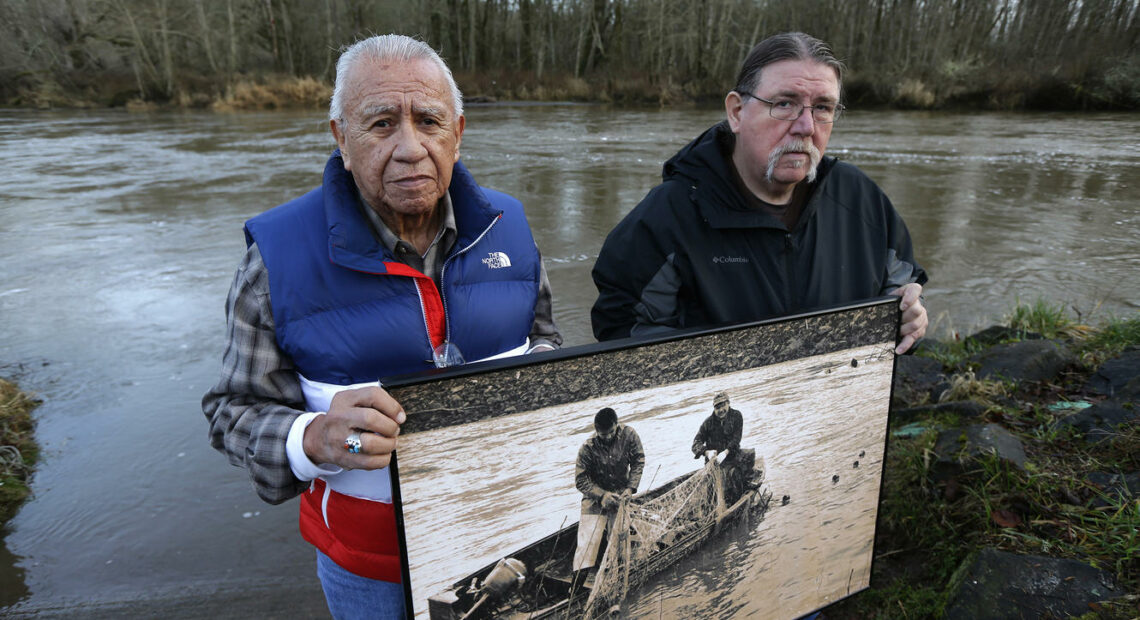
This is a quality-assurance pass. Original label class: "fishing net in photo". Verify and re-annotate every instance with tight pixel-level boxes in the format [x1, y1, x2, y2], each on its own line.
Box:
[583, 460, 727, 618]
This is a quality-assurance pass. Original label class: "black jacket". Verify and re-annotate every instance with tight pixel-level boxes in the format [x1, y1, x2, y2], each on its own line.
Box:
[575, 424, 645, 510]
[692, 408, 744, 457]
[592, 121, 927, 340]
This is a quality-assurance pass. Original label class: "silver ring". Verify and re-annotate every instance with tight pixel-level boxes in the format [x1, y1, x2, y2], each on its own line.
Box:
[344, 431, 362, 454]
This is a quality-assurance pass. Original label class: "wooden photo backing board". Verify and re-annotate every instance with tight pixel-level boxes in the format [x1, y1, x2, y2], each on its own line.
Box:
[386, 298, 899, 619]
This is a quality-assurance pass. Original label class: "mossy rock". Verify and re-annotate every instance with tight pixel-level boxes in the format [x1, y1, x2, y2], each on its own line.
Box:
[944, 548, 1124, 619]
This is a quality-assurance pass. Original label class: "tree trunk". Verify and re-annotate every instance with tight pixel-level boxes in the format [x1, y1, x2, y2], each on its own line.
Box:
[574, 0, 586, 78]
[264, 0, 280, 70]
[323, 0, 335, 80]
[195, 0, 219, 77]
[276, 0, 295, 76]
[226, 0, 238, 79]
[117, 0, 161, 96]
[157, 0, 174, 97]
[467, 0, 477, 71]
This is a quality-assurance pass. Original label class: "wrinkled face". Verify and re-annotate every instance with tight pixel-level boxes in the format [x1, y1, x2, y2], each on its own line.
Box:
[331, 57, 464, 220]
[725, 59, 839, 203]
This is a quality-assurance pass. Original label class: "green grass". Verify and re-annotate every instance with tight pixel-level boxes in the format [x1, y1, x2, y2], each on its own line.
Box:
[1081, 314, 1140, 360]
[830, 426, 1139, 617]
[826, 307, 1140, 618]
[986, 425, 1140, 588]
[916, 337, 987, 368]
[1004, 298, 1074, 339]
[1001, 298, 1140, 360]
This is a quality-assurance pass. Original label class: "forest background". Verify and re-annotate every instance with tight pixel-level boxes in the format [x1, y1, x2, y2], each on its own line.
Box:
[2, 0, 1138, 111]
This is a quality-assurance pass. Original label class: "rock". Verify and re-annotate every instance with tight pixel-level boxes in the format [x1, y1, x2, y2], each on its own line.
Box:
[1082, 347, 1140, 397]
[1121, 375, 1140, 401]
[943, 548, 1123, 620]
[892, 355, 950, 407]
[1056, 400, 1140, 443]
[932, 424, 1028, 480]
[970, 339, 1075, 383]
[1085, 471, 1140, 508]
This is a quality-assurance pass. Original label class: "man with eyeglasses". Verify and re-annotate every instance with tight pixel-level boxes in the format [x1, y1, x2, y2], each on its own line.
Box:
[591, 32, 927, 354]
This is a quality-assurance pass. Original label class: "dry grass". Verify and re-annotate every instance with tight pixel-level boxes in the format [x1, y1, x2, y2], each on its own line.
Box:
[211, 76, 332, 111]
[939, 370, 1010, 406]
[1, 378, 40, 525]
[895, 79, 937, 109]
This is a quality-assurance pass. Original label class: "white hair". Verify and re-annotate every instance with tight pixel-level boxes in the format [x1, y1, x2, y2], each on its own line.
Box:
[328, 34, 463, 122]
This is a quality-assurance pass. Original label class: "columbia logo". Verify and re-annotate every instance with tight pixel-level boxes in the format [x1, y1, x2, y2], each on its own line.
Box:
[482, 252, 512, 269]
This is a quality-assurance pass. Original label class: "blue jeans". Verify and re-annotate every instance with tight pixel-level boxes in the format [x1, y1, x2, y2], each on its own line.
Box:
[316, 550, 406, 619]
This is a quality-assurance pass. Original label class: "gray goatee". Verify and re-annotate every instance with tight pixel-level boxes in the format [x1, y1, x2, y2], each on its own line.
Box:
[766, 140, 822, 184]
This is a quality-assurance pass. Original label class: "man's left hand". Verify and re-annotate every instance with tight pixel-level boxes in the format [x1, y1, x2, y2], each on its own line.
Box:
[891, 282, 927, 354]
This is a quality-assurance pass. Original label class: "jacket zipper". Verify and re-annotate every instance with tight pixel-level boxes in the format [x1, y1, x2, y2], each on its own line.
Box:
[783, 232, 797, 314]
[412, 278, 439, 353]
[434, 212, 503, 352]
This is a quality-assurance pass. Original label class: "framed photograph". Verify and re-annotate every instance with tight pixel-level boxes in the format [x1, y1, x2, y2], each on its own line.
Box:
[386, 298, 899, 619]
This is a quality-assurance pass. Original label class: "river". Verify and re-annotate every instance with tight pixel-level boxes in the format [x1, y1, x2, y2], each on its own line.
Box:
[0, 106, 1137, 614]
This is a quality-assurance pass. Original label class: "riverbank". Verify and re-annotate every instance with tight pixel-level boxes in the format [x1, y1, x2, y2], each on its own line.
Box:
[825, 303, 1140, 619]
[6, 0, 1138, 116]
[0, 379, 38, 527]
[9, 68, 1140, 112]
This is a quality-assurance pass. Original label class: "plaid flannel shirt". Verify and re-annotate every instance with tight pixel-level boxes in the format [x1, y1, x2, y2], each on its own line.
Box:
[202, 194, 561, 504]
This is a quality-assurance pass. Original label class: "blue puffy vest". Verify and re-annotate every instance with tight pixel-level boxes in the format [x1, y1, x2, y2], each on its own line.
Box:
[245, 152, 540, 384]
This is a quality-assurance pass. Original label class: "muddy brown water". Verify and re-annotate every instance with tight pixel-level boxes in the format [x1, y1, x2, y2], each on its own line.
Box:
[0, 106, 1137, 613]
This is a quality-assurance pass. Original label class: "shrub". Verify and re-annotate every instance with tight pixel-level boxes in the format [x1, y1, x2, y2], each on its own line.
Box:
[894, 79, 936, 109]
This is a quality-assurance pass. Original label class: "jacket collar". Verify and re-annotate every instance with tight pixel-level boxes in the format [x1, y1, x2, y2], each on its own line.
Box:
[322, 151, 499, 273]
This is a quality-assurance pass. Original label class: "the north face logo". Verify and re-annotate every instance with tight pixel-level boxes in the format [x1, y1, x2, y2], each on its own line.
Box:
[482, 252, 512, 269]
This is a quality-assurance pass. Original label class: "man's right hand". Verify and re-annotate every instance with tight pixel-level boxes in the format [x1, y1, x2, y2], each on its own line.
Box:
[601, 492, 620, 511]
[892, 282, 928, 354]
[302, 385, 406, 470]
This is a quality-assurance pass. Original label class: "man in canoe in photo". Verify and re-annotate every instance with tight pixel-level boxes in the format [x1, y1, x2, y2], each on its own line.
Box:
[692, 391, 760, 499]
[692, 391, 743, 463]
[572, 407, 645, 589]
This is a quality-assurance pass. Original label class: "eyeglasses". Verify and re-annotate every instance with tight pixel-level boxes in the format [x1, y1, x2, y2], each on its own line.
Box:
[739, 92, 844, 124]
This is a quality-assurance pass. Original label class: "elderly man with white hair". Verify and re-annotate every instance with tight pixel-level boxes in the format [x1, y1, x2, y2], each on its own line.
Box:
[202, 34, 560, 618]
